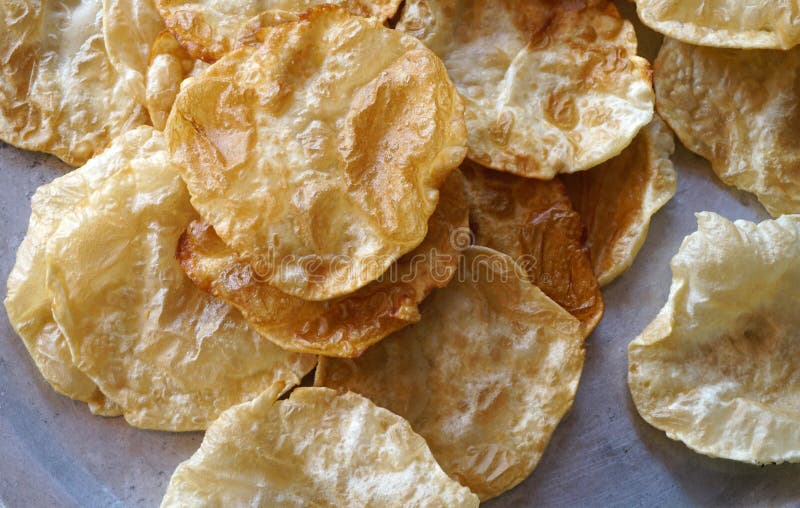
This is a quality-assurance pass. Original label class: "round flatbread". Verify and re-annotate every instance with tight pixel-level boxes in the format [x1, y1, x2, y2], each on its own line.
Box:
[655, 39, 800, 217]
[461, 161, 604, 335]
[177, 170, 468, 357]
[317, 246, 585, 500]
[629, 212, 800, 464]
[155, 0, 403, 61]
[0, 0, 147, 166]
[562, 117, 677, 286]
[636, 0, 800, 49]
[166, 6, 466, 300]
[397, 0, 654, 178]
[45, 131, 316, 431]
[4, 127, 164, 416]
[160, 386, 480, 507]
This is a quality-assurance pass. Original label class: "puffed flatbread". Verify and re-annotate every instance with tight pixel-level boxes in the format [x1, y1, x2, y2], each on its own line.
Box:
[166, 6, 466, 300]
[0, 0, 147, 166]
[160, 386, 480, 507]
[4, 127, 164, 416]
[397, 0, 654, 178]
[629, 212, 800, 464]
[45, 130, 315, 431]
[563, 117, 677, 286]
[317, 246, 585, 500]
[177, 170, 468, 357]
[636, 0, 800, 49]
[155, 0, 403, 61]
[462, 161, 604, 335]
[654, 39, 800, 217]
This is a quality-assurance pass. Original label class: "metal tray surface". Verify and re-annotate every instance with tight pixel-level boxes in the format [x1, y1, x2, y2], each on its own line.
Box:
[1, 4, 799, 506]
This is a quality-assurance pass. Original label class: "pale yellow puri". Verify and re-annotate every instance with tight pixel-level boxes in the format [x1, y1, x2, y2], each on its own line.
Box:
[629, 212, 800, 464]
[655, 38, 800, 217]
[145, 30, 209, 130]
[45, 128, 315, 431]
[0, 0, 147, 166]
[103, 0, 165, 106]
[636, 0, 800, 49]
[397, 0, 654, 178]
[317, 246, 585, 500]
[160, 386, 480, 507]
[4, 127, 167, 416]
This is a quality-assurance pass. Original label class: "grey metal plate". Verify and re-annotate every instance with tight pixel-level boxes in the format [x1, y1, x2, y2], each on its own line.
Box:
[1, 4, 799, 507]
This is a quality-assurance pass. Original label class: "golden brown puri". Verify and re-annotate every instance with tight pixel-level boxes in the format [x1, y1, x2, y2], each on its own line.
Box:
[155, 0, 403, 62]
[166, 6, 467, 301]
[461, 161, 604, 335]
[177, 170, 468, 358]
[562, 117, 676, 286]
